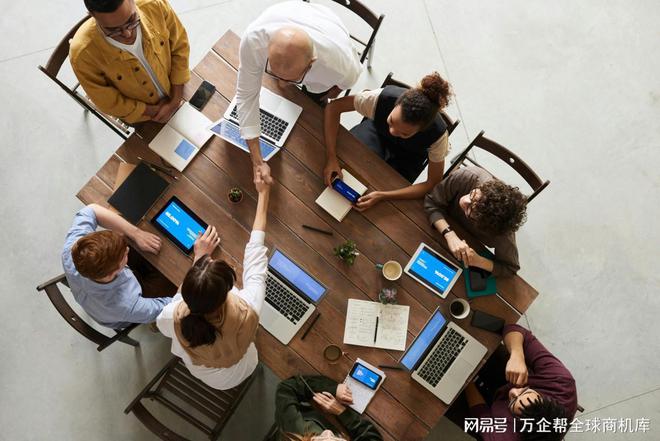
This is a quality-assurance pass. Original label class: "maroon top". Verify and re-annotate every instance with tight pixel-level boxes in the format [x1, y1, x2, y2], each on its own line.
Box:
[469, 325, 578, 440]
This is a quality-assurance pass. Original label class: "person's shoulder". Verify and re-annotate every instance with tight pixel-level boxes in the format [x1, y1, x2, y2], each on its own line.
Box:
[69, 17, 98, 61]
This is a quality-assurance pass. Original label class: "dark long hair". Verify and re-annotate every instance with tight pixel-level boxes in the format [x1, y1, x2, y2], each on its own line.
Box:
[180, 256, 236, 347]
[395, 72, 453, 129]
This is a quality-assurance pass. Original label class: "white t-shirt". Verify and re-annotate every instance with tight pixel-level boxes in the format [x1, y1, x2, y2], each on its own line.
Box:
[236, 1, 362, 139]
[157, 231, 268, 390]
[104, 26, 167, 99]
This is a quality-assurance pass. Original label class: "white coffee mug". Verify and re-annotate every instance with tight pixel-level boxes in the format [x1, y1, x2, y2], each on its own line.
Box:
[449, 298, 470, 320]
[377, 260, 402, 281]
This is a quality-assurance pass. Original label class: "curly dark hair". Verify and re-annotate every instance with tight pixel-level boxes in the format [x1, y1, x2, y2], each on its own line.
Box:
[470, 180, 528, 235]
[395, 72, 453, 129]
[84, 0, 124, 13]
[519, 397, 570, 441]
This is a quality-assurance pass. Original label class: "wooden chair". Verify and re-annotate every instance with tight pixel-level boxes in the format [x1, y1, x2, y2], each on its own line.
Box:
[124, 357, 257, 440]
[444, 130, 550, 204]
[37, 16, 131, 139]
[36, 274, 140, 352]
[380, 72, 460, 135]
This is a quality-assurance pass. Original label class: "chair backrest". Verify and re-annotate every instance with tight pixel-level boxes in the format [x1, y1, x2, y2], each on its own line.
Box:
[380, 72, 460, 135]
[125, 357, 256, 440]
[36, 274, 139, 351]
[444, 130, 550, 203]
[38, 16, 131, 139]
[303, 0, 384, 64]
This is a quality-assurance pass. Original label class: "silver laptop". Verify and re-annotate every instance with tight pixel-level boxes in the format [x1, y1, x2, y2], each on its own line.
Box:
[399, 307, 487, 404]
[260, 249, 327, 345]
[209, 87, 302, 160]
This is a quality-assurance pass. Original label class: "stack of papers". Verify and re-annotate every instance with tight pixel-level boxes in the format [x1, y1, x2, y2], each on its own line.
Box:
[149, 103, 213, 172]
[343, 299, 409, 351]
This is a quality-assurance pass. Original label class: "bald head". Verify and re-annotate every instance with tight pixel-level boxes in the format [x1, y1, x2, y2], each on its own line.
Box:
[267, 27, 316, 82]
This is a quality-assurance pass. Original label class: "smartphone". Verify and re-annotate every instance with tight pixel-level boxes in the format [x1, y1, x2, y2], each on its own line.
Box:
[331, 177, 360, 203]
[469, 267, 490, 291]
[189, 80, 215, 111]
[470, 309, 505, 334]
[349, 362, 383, 390]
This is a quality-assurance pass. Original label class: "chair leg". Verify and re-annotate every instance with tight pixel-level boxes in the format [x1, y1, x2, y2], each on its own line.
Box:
[367, 40, 375, 69]
[117, 334, 140, 347]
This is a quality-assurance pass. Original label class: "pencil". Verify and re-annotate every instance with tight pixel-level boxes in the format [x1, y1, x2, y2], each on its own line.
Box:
[378, 365, 403, 370]
[300, 312, 321, 340]
[302, 224, 333, 236]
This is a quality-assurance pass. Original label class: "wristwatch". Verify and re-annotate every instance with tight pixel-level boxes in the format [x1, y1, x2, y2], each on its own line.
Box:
[440, 226, 453, 236]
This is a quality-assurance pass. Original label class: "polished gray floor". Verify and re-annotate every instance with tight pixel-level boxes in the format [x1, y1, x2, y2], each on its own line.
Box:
[1, 0, 658, 440]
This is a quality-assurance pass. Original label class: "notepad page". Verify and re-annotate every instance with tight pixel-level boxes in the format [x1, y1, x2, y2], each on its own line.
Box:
[343, 299, 409, 351]
[149, 124, 197, 172]
[168, 103, 213, 148]
[315, 169, 367, 222]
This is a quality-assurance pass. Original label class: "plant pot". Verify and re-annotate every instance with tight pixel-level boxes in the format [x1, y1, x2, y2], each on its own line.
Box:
[227, 188, 243, 204]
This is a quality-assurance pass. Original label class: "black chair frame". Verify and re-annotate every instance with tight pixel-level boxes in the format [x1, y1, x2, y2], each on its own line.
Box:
[36, 274, 140, 352]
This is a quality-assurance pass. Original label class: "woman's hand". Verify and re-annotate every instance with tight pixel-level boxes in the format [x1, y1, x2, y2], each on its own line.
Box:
[313, 391, 346, 416]
[445, 231, 470, 264]
[354, 191, 383, 211]
[335, 384, 354, 404]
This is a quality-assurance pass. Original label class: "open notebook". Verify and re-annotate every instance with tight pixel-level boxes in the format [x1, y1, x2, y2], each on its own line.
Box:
[343, 299, 409, 351]
[315, 169, 367, 222]
[149, 103, 212, 172]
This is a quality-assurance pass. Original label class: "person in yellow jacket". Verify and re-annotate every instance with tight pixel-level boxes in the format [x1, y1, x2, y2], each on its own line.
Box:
[70, 0, 190, 124]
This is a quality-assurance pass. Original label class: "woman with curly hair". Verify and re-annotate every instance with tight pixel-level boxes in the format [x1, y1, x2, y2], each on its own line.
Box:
[323, 72, 454, 210]
[424, 166, 528, 277]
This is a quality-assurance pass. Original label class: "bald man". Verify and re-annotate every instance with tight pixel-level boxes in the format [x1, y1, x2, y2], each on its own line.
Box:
[236, 1, 362, 184]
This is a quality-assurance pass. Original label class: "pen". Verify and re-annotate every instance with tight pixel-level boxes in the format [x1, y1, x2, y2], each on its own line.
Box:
[302, 224, 333, 236]
[300, 312, 321, 340]
[373, 316, 379, 344]
[378, 365, 403, 370]
[138, 157, 178, 180]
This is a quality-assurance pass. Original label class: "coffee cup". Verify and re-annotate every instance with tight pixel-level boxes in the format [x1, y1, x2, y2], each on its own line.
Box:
[449, 298, 470, 320]
[323, 344, 344, 364]
[376, 260, 402, 281]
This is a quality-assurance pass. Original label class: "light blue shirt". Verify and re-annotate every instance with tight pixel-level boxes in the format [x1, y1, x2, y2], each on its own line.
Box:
[61, 206, 171, 329]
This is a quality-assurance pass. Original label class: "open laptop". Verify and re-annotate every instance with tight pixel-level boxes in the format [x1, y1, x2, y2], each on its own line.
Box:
[260, 249, 327, 345]
[399, 307, 487, 404]
[209, 87, 302, 161]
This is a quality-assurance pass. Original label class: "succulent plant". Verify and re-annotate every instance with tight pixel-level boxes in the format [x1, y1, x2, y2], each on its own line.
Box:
[378, 287, 398, 305]
[334, 240, 359, 266]
[228, 187, 243, 203]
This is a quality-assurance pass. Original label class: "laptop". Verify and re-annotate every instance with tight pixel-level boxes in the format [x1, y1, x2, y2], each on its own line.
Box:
[209, 87, 302, 161]
[260, 249, 327, 344]
[399, 307, 487, 404]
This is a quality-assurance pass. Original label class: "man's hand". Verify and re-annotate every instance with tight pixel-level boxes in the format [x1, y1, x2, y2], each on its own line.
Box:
[253, 163, 273, 185]
[323, 158, 343, 186]
[445, 232, 470, 264]
[255, 168, 272, 194]
[152, 98, 181, 123]
[354, 191, 383, 211]
[143, 102, 163, 118]
[132, 229, 161, 254]
[193, 226, 220, 261]
[505, 352, 528, 387]
[335, 384, 354, 404]
[313, 391, 346, 416]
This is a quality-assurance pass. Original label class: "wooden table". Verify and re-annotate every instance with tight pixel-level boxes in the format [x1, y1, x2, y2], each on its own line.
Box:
[77, 30, 538, 441]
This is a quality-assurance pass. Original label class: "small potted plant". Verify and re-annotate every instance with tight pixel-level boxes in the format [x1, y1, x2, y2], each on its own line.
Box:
[334, 240, 359, 266]
[378, 287, 398, 305]
[227, 187, 243, 204]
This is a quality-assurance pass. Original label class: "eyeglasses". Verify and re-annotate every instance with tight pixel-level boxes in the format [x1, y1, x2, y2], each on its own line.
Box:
[465, 189, 480, 218]
[101, 13, 141, 38]
[508, 387, 535, 413]
[264, 58, 312, 85]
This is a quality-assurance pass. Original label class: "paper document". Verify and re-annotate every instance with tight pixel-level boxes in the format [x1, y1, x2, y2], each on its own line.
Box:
[149, 103, 212, 172]
[343, 299, 409, 351]
[315, 169, 367, 222]
[343, 358, 386, 414]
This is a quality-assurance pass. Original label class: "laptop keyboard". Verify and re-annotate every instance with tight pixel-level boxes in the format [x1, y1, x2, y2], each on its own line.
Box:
[229, 106, 289, 142]
[265, 274, 310, 324]
[418, 327, 469, 387]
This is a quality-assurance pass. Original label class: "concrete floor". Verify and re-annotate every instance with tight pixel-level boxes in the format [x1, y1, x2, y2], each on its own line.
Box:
[1, 0, 658, 440]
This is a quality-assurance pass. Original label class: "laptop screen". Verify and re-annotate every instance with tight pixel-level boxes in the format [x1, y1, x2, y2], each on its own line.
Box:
[269, 250, 326, 302]
[400, 309, 447, 371]
[408, 246, 460, 295]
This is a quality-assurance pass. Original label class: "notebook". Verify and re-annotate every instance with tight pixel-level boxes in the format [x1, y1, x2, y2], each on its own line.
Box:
[343, 299, 409, 351]
[315, 169, 367, 222]
[108, 162, 169, 224]
[148, 103, 213, 172]
[465, 252, 497, 298]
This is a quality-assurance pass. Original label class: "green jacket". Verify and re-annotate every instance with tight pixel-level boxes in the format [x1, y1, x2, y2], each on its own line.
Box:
[275, 376, 383, 441]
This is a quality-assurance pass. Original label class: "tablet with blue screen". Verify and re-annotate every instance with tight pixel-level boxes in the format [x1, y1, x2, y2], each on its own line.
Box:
[151, 196, 208, 255]
[404, 243, 462, 298]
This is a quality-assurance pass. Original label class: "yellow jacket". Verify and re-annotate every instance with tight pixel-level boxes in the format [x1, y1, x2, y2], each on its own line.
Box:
[70, 0, 190, 123]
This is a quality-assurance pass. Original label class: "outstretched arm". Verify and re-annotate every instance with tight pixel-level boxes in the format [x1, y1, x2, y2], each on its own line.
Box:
[88, 204, 160, 254]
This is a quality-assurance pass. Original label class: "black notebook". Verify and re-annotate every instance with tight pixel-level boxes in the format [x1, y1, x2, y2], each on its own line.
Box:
[108, 162, 169, 224]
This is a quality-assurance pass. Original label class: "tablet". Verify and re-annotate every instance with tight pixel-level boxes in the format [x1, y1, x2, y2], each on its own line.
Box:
[404, 243, 462, 298]
[151, 196, 208, 255]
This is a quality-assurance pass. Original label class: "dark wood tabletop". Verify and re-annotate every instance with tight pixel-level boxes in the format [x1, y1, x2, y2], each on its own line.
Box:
[77, 30, 538, 441]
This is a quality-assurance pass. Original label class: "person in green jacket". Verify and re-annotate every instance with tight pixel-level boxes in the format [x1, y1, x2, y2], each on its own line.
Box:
[275, 375, 383, 441]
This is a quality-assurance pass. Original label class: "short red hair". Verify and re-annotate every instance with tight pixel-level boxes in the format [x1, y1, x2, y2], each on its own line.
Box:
[71, 230, 127, 280]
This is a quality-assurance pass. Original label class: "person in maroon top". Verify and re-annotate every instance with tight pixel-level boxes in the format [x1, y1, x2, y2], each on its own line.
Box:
[464, 324, 578, 441]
